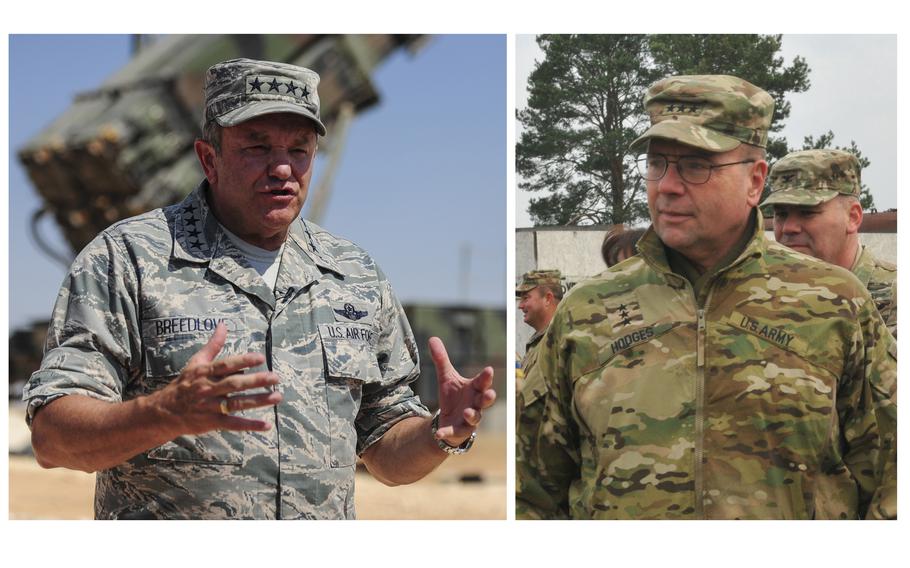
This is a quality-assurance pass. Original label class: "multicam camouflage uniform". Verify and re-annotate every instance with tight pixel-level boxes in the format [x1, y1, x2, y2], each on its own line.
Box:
[23, 183, 429, 519]
[515, 209, 897, 520]
[515, 269, 563, 381]
[762, 149, 897, 338]
[851, 246, 897, 337]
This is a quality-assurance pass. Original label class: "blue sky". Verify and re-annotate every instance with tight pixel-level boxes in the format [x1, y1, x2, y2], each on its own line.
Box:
[8, 34, 507, 330]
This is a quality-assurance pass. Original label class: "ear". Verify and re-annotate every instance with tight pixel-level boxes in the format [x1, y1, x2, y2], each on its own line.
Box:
[845, 200, 863, 234]
[194, 139, 218, 186]
[745, 159, 769, 207]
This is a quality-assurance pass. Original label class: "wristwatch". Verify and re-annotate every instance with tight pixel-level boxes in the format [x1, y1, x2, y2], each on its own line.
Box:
[430, 410, 476, 455]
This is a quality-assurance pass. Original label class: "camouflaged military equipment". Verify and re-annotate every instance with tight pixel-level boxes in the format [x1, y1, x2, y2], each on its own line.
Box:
[204, 58, 327, 135]
[762, 149, 862, 207]
[852, 245, 897, 339]
[516, 269, 563, 296]
[516, 209, 897, 520]
[17, 34, 424, 256]
[23, 182, 429, 519]
[629, 75, 775, 154]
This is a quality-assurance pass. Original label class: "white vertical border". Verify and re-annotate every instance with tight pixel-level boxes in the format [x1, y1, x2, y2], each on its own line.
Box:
[505, 32, 517, 522]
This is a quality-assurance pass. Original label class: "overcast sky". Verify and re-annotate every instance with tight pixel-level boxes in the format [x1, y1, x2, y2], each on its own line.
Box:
[515, 34, 897, 227]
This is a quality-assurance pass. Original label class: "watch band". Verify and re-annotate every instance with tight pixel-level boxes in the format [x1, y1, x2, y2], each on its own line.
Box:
[430, 410, 476, 455]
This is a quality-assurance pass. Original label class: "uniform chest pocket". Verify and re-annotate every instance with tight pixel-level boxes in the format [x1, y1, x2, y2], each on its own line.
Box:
[140, 317, 249, 466]
[318, 322, 382, 468]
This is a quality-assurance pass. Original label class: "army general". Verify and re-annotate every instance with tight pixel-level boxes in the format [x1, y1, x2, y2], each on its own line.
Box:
[515, 75, 896, 520]
[23, 58, 496, 519]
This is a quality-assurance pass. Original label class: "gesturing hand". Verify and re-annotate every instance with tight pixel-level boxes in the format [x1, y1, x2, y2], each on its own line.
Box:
[429, 336, 496, 446]
[150, 323, 282, 436]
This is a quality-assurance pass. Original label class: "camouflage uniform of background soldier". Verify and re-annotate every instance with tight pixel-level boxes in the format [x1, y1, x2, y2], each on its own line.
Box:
[23, 58, 495, 519]
[515, 270, 562, 490]
[515, 75, 897, 520]
[515, 269, 563, 382]
[762, 149, 896, 338]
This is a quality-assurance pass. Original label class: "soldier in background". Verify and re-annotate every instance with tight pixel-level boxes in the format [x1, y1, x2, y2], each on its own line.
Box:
[515, 269, 562, 392]
[762, 149, 896, 337]
[23, 58, 496, 519]
[516, 74, 896, 520]
[601, 226, 646, 267]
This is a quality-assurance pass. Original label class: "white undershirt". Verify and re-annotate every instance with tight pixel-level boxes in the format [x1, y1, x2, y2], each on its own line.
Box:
[220, 226, 286, 292]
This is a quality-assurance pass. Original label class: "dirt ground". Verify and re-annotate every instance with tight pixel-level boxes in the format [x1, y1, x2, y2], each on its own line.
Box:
[9, 430, 506, 520]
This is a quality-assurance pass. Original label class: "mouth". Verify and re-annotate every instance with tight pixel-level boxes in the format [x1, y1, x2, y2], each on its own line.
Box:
[658, 209, 693, 222]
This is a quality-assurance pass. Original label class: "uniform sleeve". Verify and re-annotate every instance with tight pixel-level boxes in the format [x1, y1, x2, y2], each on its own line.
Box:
[22, 232, 142, 426]
[839, 297, 897, 519]
[355, 269, 429, 455]
[515, 307, 581, 519]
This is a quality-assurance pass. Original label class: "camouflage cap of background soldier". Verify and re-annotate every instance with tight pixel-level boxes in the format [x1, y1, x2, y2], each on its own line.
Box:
[761, 149, 862, 207]
[516, 270, 562, 296]
[629, 75, 775, 154]
[203, 58, 327, 136]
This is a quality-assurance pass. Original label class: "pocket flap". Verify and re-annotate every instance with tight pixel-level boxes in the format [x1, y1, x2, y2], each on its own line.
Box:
[318, 323, 381, 383]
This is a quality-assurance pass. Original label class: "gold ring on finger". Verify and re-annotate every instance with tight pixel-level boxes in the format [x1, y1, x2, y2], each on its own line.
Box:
[219, 398, 230, 415]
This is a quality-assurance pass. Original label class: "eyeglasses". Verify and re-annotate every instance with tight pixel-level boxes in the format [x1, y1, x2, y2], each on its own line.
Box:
[636, 154, 756, 185]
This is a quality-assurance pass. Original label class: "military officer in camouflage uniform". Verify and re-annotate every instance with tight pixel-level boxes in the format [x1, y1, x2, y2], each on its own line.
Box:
[516, 75, 896, 520]
[515, 269, 562, 391]
[762, 149, 896, 337]
[23, 58, 496, 519]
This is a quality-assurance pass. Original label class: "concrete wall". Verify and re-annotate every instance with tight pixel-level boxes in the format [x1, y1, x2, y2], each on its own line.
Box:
[515, 227, 897, 355]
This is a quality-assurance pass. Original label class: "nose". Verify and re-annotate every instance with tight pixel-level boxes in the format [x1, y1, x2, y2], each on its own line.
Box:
[779, 214, 802, 235]
[656, 160, 686, 195]
[268, 149, 293, 180]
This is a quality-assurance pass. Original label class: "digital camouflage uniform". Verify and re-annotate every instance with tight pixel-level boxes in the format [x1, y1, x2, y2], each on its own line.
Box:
[762, 149, 897, 338]
[24, 183, 429, 519]
[515, 211, 896, 519]
[517, 76, 896, 520]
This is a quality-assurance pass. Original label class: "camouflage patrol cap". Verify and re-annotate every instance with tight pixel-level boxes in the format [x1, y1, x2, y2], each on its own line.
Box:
[630, 75, 775, 154]
[516, 270, 562, 296]
[203, 58, 327, 136]
[761, 149, 862, 207]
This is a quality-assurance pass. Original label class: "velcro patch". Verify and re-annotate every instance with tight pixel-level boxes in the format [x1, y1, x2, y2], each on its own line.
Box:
[319, 322, 376, 345]
[606, 300, 644, 333]
[731, 313, 796, 350]
[332, 302, 371, 322]
[142, 316, 243, 340]
[610, 325, 656, 355]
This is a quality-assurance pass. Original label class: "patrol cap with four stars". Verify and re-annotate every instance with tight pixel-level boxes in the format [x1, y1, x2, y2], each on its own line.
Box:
[203, 58, 327, 136]
[629, 74, 775, 154]
[761, 149, 862, 207]
[515, 270, 562, 296]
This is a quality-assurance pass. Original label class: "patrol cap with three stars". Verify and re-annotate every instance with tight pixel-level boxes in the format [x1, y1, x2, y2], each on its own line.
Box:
[203, 58, 327, 136]
[630, 74, 775, 154]
[761, 149, 862, 207]
[515, 270, 562, 296]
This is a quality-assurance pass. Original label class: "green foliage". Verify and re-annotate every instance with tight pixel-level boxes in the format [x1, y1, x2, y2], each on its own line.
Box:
[518, 34, 813, 226]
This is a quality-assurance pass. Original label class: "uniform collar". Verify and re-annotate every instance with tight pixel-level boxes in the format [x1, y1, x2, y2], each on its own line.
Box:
[637, 208, 768, 282]
[526, 327, 546, 349]
[169, 181, 346, 311]
[849, 245, 873, 287]
[170, 180, 343, 277]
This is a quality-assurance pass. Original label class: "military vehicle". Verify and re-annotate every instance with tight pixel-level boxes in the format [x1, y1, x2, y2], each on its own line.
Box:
[18, 34, 427, 259]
